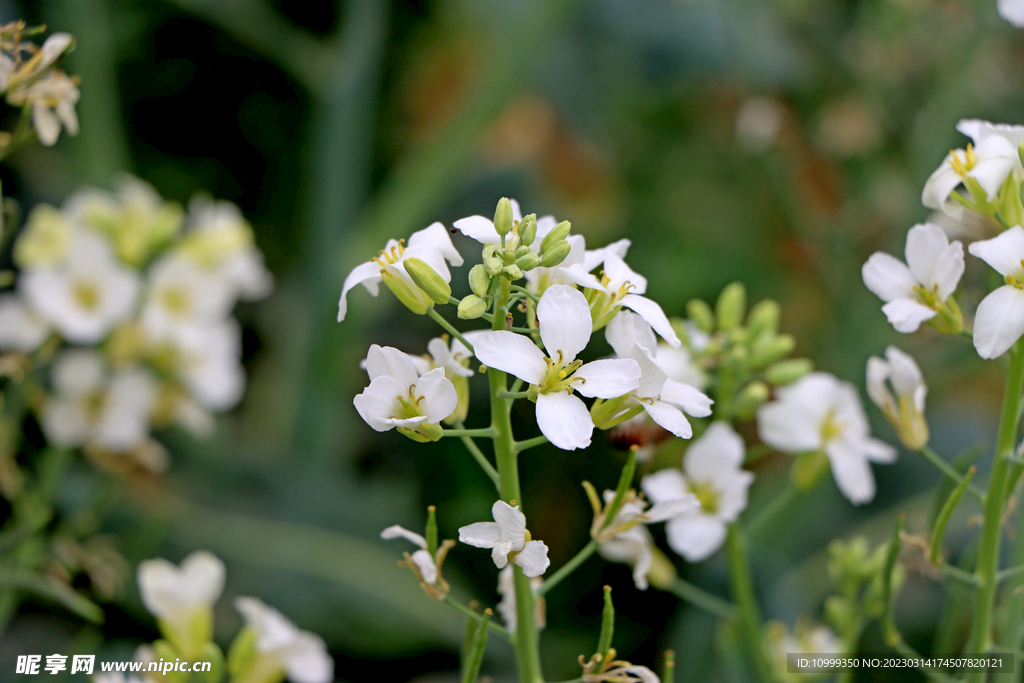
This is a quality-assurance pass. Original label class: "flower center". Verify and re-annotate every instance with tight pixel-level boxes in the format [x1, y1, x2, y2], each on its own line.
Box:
[1005, 262, 1024, 290]
[948, 144, 977, 178]
[395, 383, 426, 419]
[537, 349, 583, 394]
[586, 275, 637, 330]
[820, 408, 845, 444]
[161, 285, 191, 317]
[687, 479, 720, 515]
[371, 239, 405, 267]
[72, 280, 100, 311]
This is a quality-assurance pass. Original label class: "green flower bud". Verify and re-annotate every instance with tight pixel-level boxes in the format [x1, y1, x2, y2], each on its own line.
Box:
[519, 214, 537, 246]
[746, 299, 780, 338]
[227, 627, 257, 678]
[540, 240, 571, 267]
[539, 220, 571, 252]
[716, 282, 746, 331]
[687, 299, 715, 333]
[468, 264, 491, 298]
[516, 253, 541, 271]
[199, 642, 225, 683]
[733, 381, 769, 419]
[444, 375, 470, 425]
[749, 333, 794, 367]
[1018, 141, 1024, 171]
[483, 244, 498, 260]
[404, 257, 452, 305]
[494, 197, 514, 236]
[765, 358, 813, 385]
[503, 264, 524, 280]
[515, 245, 530, 259]
[484, 257, 503, 276]
[646, 546, 679, 591]
[398, 422, 444, 442]
[458, 295, 488, 319]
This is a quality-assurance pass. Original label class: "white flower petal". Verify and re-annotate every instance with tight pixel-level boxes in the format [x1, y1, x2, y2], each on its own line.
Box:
[572, 358, 641, 398]
[415, 367, 459, 423]
[974, 285, 1024, 359]
[862, 252, 916, 302]
[999, 0, 1024, 27]
[353, 376, 405, 431]
[408, 221, 463, 266]
[620, 294, 681, 348]
[380, 524, 427, 548]
[659, 379, 713, 418]
[410, 549, 438, 585]
[606, 309, 658, 358]
[452, 215, 500, 244]
[491, 541, 514, 568]
[686, 422, 746, 474]
[865, 356, 891, 410]
[643, 400, 693, 438]
[138, 551, 225, 620]
[515, 540, 551, 577]
[881, 298, 937, 333]
[473, 331, 547, 384]
[968, 225, 1024, 278]
[666, 514, 727, 562]
[537, 285, 592, 362]
[884, 346, 924, 399]
[337, 260, 382, 321]
[458, 521, 503, 548]
[491, 501, 527, 550]
[905, 223, 964, 297]
[825, 440, 876, 505]
[364, 344, 420, 386]
[282, 631, 333, 683]
[536, 390, 593, 451]
[921, 159, 966, 216]
[645, 496, 698, 522]
[641, 468, 689, 504]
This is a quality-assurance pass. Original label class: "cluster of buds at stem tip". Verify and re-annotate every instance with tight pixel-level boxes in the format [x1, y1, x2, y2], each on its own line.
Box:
[381, 506, 457, 600]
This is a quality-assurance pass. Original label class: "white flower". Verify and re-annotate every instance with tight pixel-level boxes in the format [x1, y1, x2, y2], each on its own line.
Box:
[8, 70, 79, 146]
[354, 344, 458, 438]
[922, 123, 1020, 217]
[138, 551, 225, 623]
[21, 228, 140, 343]
[999, 0, 1024, 26]
[584, 252, 681, 348]
[866, 346, 928, 450]
[599, 524, 657, 590]
[497, 566, 545, 632]
[0, 294, 49, 352]
[968, 225, 1024, 358]
[957, 119, 1024, 148]
[422, 336, 474, 378]
[642, 422, 754, 561]
[584, 664, 661, 683]
[458, 500, 550, 577]
[861, 223, 964, 333]
[42, 350, 157, 452]
[234, 597, 333, 683]
[380, 524, 439, 585]
[337, 222, 462, 321]
[169, 321, 246, 411]
[473, 285, 641, 450]
[603, 310, 713, 438]
[757, 372, 896, 505]
[141, 254, 234, 342]
[181, 196, 273, 300]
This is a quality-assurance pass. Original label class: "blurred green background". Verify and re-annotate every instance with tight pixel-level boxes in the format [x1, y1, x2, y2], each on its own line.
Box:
[1, 0, 1022, 680]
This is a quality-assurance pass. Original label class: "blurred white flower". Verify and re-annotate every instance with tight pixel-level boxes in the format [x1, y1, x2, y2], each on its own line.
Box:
[866, 346, 928, 450]
[181, 196, 272, 300]
[999, 0, 1024, 27]
[642, 422, 754, 561]
[497, 565, 545, 632]
[459, 500, 550, 577]
[170, 321, 246, 411]
[21, 228, 139, 343]
[42, 350, 156, 452]
[0, 294, 49, 351]
[234, 596, 333, 683]
[922, 123, 1019, 217]
[337, 222, 462, 321]
[968, 225, 1024, 358]
[8, 70, 79, 145]
[380, 524, 440, 585]
[757, 372, 896, 505]
[735, 97, 785, 152]
[861, 223, 964, 333]
[138, 551, 224, 657]
[141, 254, 234, 342]
[473, 285, 641, 450]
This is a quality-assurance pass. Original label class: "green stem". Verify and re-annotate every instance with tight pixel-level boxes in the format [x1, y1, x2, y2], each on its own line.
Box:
[941, 563, 980, 587]
[726, 524, 772, 683]
[454, 431, 500, 490]
[920, 446, 985, 502]
[489, 278, 543, 683]
[510, 285, 540, 303]
[535, 540, 598, 598]
[428, 307, 475, 353]
[514, 436, 548, 454]
[965, 343, 1024, 682]
[443, 428, 496, 438]
[745, 482, 798, 538]
[443, 596, 512, 641]
[498, 391, 530, 400]
[666, 577, 737, 620]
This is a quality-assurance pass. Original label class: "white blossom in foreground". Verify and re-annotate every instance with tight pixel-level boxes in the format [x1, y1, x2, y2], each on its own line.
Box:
[42, 350, 156, 452]
[234, 597, 333, 683]
[21, 228, 140, 343]
[473, 285, 641, 450]
[757, 373, 896, 505]
[354, 344, 457, 441]
[458, 501, 550, 577]
[497, 566, 545, 632]
[337, 222, 462, 321]
[866, 346, 928, 450]
[922, 125, 1019, 217]
[999, 0, 1024, 27]
[0, 294, 49, 352]
[600, 310, 713, 438]
[861, 223, 964, 333]
[642, 422, 754, 561]
[968, 225, 1024, 358]
[137, 551, 224, 656]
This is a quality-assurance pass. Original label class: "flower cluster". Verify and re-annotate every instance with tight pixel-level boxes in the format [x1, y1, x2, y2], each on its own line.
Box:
[0, 175, 271, 467]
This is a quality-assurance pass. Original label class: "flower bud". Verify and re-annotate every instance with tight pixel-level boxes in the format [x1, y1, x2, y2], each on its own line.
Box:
[458, 295, 488, 319]
[398, 422, 444, 442]
[483, 244, 498, 260]
[445, 375, 470, 425]
[646, 546, 678, 591]
[494, 197, 514, 236]
[765, 358, 812, 385]
[686, 299, 715, 333]
[539, 220, 571, 252]
[381, 269, 433, 315]
[516, 253, 541, 271]
[404, 257, 452, 305]
[519, 214, 537, 247]
[539, 240, 571, 267]
[749, 333, 794, 367]
[746, 299, 780, 338]
[715, 282, 746, 331]
[468, 264, 491, 298]
[503, 264, 524, 280]
[732, 381, 769, 419]
[484, 257, 503, 276]
[515, 245, 530, 259]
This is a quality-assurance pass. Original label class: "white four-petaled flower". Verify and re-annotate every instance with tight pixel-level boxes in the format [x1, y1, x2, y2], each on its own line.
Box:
[458, 500, 550, 577]
[473, 285, 641, 450]
[234, 596, 334, 683]
[380, 524, 440, 586]
[641, 422, 754, 561]
[968, 225, 1024, 358]
[866, 346, 928, 450]
[757, 372, 896, 505]
[861, 223, 964, 333]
